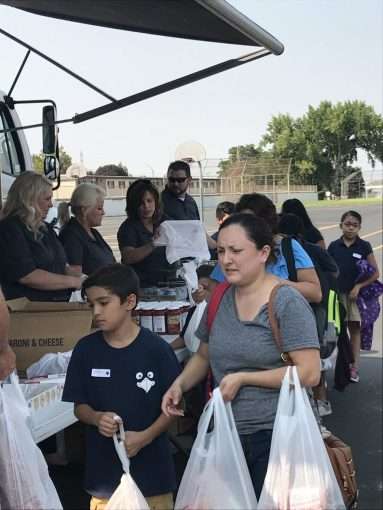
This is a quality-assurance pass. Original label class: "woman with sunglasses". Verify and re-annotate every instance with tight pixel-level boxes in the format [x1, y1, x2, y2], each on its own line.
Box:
[117, 179, 176, 287]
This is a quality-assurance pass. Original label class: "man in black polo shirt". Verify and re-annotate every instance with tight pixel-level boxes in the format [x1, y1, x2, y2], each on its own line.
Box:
[161, 160, 200, 220]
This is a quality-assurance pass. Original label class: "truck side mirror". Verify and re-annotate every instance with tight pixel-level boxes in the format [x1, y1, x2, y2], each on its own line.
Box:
[42, 105, 57, 155]
[44, 155, 58, 180]
[42, 105, 59, 180]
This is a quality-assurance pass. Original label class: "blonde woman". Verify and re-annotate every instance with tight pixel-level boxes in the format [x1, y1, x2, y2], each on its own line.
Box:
[0, 172, 82, 301]
[59, 183, 115, 275]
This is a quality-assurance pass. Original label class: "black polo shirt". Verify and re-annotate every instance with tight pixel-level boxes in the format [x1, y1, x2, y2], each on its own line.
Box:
[117, 217, 175, 286]
[59, 218, 115, 276]
[161, 188, 200, 220]
[0, 216, 70, 301]
[328, 236, 372, 293]
[62, 328, 180, 499]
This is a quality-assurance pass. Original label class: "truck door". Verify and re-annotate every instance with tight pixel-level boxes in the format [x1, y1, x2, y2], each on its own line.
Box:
[0, 101, 26, 203]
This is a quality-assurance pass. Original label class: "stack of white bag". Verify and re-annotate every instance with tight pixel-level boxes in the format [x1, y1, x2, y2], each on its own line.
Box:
[0, 373, 63, 510]
[154, 220, 210, 264]
[105, 419, 149, 510]
[26, 351, 72, 379]
[258, 366, 345, 510]
[175, 388, 257, 510]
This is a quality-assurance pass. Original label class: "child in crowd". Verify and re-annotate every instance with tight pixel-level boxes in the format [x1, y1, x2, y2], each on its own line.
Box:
[210, 201, 235, 259]
[328, 211, 379, 383]
[62, 264, 180, 510]
[212, 201, 235, 240]
[170, 265, 217, 352]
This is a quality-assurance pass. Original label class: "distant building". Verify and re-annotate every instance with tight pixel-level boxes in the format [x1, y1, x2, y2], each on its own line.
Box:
[78, 175, 222, 197]
[66, 162, 88, 179]
[366, 179, 383, 197]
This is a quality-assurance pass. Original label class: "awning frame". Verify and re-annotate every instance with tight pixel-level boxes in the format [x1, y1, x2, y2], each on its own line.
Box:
[0, 0, 283, 133]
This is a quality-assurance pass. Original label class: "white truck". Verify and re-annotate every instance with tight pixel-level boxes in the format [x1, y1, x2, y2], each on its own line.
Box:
[0, 0, 283, 443]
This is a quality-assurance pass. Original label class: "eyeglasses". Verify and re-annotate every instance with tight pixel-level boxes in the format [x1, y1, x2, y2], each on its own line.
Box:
[168, 177, 188, 183]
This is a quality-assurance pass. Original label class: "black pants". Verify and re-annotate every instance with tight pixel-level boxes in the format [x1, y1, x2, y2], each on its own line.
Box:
[240, 430, 273, 499]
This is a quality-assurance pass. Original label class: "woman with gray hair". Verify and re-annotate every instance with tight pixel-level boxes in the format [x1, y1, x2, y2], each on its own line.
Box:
[59, 183, 115, 275]
[0, 172, 82, 301]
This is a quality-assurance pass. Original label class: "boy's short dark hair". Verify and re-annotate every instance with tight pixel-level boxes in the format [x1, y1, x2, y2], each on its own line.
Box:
[82, 264, 140, 304]
[167, 160, 191, 177]
[216, 201, 235, 220]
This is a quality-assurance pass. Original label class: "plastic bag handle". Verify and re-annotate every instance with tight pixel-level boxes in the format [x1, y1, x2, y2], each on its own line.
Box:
[196, 395, 215, 437]
[196, 388, 238, 458]
[213, 387, 238, 432]
[291, 365, 313, 414]
[112, 416, 131, 474]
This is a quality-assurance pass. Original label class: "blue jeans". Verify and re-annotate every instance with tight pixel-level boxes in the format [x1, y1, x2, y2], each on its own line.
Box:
[240, 430, 273, 499]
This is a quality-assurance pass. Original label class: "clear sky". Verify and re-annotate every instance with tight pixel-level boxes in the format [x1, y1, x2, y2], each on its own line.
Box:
[0, 0, 382, 179]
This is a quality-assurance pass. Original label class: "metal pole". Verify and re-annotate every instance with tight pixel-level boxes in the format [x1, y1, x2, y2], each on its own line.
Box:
[8, 50, 30, 97]
[0, 27, 116, 102]
[198, 161, 204, 222]
[272, 174, 276, 203]
[287, 158, 291, 197]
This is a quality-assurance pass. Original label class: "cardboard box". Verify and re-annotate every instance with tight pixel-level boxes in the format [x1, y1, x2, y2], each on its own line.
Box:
[7, 298, 93, 374]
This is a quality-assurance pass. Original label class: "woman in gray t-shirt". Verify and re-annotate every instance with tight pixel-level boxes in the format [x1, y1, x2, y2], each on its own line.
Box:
[162, 213, 320, 497]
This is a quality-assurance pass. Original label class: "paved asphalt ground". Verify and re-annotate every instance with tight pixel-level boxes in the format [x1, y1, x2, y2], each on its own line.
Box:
[52, 201, 382, 509]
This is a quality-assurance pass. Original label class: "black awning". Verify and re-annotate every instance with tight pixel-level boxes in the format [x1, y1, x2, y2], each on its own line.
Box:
[0, 0, 283, 54]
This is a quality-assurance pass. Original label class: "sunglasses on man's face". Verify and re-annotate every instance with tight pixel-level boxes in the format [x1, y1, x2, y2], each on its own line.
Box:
[168, 177, 188, 183]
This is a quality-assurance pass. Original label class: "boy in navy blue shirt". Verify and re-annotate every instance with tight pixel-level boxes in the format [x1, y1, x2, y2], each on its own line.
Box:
[63, 264, 180, 510]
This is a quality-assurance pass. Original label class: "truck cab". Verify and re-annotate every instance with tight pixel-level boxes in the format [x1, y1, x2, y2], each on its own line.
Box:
[0, 90, 32, 202]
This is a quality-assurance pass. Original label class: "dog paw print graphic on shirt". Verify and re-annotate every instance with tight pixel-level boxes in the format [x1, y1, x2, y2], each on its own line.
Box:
[136, 371, 156, 393]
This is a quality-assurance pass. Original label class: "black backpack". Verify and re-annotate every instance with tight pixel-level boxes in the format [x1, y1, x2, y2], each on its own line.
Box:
[280, 237, 340, 359]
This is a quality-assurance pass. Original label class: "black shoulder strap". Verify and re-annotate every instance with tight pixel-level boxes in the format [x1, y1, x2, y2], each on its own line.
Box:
[281, 236, 298, 282]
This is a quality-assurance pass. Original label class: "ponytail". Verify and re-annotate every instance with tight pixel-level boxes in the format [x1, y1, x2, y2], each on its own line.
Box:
[57, 201, 71, 227]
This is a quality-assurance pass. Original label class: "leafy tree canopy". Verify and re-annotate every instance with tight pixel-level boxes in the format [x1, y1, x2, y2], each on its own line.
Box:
[95, 162, 129, 176]
[259, 100, 383, 193]
[218, 144, 260, 175]
[32, 146, 72, 174]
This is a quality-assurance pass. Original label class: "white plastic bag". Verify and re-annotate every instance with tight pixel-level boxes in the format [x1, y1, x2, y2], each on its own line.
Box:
[26, 351, 72, 379]
[0, 373, 63, 510]
[154, 220, 210, 264]
[175, 388, 257, 510]
[69, 289, 84, 302]
[105, 419, 149, 510]
[258, 367, 345, 510]
[183, 301, 206, 352]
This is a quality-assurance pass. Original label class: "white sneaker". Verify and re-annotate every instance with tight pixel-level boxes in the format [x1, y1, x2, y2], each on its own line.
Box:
[350, 367, 360, 383]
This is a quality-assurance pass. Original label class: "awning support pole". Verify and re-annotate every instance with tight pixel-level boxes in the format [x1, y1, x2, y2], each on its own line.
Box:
[0, 26, 116, 102]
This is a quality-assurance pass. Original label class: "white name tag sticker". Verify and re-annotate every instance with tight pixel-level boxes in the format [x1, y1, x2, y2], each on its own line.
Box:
[353, 252, 362, 259]
[91, 368, 111, 378]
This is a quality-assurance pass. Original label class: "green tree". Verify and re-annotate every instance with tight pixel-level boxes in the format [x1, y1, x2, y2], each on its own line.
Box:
[32, 146, 72, 174]
[259, 101, 383, 194]
[32, 152, 44, 172]
[58, 146, 72, 174]
[218, 144, 260, 175]
[95, 162, 129, 176]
